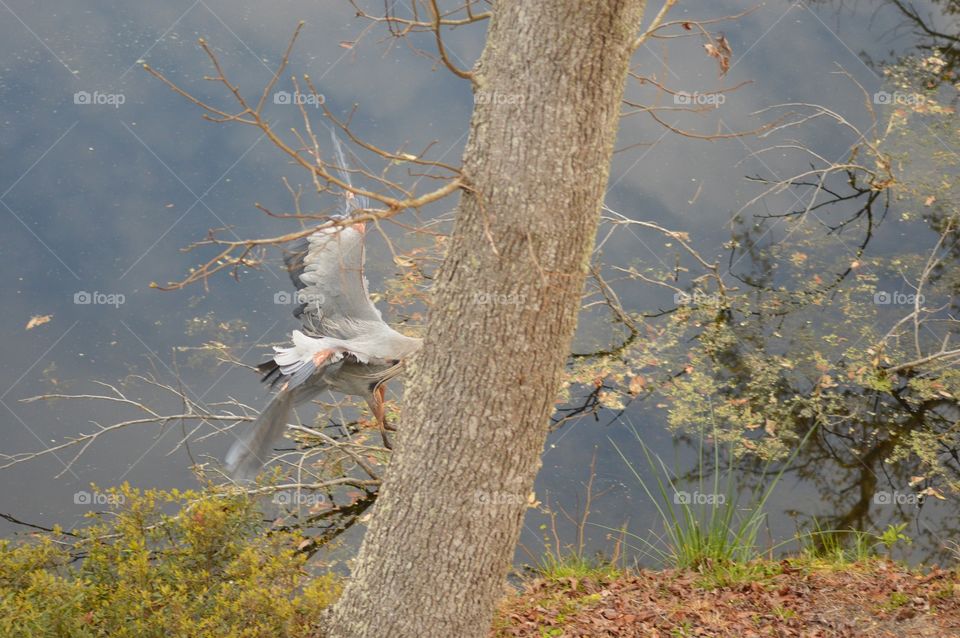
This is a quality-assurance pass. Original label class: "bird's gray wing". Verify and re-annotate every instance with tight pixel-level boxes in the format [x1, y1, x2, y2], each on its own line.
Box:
[282, 130, 386, 340]
[283, 226, 385, 339]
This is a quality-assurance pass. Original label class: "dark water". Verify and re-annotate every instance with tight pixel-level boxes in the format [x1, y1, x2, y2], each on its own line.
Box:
[1, 1, 957, 566]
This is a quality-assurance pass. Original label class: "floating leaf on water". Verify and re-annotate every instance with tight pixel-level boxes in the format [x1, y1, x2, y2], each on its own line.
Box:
[25, 314, 52, 330]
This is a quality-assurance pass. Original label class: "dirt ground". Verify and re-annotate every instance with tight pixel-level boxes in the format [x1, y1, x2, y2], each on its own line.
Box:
[494, 560, 960, 637]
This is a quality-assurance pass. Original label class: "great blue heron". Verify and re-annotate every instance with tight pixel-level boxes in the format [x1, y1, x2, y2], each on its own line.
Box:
[225, 134, 422, 481]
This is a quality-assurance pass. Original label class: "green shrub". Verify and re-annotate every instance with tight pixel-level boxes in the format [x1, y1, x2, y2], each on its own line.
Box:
[0, 484, 339, 637]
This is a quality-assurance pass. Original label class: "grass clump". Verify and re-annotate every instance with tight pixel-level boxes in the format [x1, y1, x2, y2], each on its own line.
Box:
[798, 520, 914, 567]
[607, 416, 814, 571]
[534, 552, 621, 582]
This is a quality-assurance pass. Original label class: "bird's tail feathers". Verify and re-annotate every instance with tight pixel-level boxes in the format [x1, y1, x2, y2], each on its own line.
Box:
[257, 358, 284, 388]
[225, 391, 295, 482]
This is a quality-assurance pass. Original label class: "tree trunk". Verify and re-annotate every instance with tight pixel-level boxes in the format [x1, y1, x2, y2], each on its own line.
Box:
[325, 2, 646, 636]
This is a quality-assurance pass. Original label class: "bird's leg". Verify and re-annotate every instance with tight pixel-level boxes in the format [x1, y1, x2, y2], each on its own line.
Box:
[376, 385, 398, 431]
[379, 424, 392, 450]
[368, 386, 392, 449]
[371, 384, 387, 427]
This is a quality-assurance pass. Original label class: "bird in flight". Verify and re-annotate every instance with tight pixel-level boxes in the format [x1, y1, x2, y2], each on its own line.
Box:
[225, 133, 422, 481]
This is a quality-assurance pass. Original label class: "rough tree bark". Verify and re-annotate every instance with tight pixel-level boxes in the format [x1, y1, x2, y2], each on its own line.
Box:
[325, 2, 647, 636]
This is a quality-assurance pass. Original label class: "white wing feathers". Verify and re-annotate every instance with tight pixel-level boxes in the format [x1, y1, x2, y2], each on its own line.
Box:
[268, 132, 421, 391]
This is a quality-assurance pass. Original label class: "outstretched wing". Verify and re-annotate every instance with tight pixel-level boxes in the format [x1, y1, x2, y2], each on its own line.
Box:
[284, 226, 384, 339]
[282, 130, 384, 340]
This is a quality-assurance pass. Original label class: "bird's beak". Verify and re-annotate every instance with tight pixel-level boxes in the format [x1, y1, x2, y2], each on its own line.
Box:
[351, 222, 366, 234]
